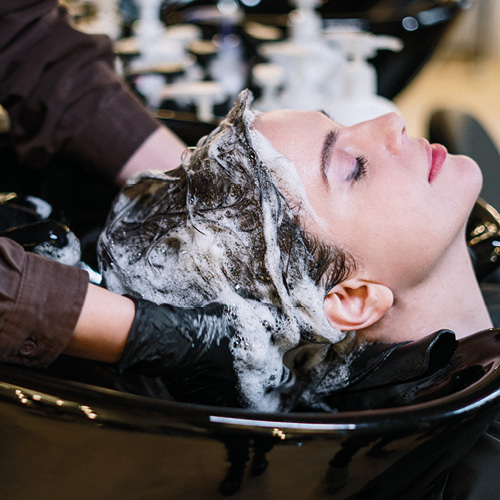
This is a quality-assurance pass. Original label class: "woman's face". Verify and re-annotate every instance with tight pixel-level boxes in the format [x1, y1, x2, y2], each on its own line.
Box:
[255, 110, 483, 291]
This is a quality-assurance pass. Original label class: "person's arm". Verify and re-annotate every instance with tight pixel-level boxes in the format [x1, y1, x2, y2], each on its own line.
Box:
[0, 237, 88, 367]
[0, 236, 240, 405]
[0, 0, 185, 182]
[65, 284, 135, 363]
[115, 126, 186, 184]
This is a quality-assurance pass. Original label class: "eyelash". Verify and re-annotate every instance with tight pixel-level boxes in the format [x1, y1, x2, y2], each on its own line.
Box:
[349, 155, 368, 182]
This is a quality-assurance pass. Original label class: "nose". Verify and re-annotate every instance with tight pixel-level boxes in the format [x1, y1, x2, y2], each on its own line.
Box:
[351, 112, 406, 157]
[374, 112, 406, 156]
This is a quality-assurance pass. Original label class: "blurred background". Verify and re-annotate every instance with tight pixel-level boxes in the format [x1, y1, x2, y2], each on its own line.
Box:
[395, 0, 500, 140]
[78, 0, 500, 138]
[2, 0, 500, 140]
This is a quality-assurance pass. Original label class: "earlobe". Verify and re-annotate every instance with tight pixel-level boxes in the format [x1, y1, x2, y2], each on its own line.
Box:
[323, 278, 394, 331]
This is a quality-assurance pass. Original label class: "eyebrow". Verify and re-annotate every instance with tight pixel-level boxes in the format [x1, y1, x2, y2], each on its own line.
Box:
[320, 130, 338, 189]
[319, 109, 334, 120]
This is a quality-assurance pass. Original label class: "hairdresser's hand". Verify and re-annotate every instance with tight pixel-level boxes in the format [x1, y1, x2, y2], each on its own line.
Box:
[117, 298, 242, 407]
[308, 329, 460, 412]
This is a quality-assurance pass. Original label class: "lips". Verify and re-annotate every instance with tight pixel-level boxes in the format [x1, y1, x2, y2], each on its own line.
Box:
[428, 143, 447, 183]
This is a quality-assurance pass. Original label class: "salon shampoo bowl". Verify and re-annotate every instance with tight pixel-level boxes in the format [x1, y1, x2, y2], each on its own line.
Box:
[1, 329, 500, 500]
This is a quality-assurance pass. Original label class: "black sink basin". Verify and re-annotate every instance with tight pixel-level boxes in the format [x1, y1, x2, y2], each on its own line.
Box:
[0, 328, 499, 499]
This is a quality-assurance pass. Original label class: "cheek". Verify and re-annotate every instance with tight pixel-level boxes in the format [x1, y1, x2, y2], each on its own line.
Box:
[337, 191, 451, 286]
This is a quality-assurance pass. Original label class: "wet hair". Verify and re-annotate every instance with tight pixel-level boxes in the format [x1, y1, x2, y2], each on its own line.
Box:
[98, 90, 356, 410]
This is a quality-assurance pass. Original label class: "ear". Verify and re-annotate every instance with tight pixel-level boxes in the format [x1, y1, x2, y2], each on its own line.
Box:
[323, 278, 394, 331]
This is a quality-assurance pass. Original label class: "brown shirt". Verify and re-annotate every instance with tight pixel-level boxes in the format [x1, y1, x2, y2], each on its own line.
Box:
[0, 237, 88, 366]
[0, 0, 160, 365]
[0, 0, 159, 178]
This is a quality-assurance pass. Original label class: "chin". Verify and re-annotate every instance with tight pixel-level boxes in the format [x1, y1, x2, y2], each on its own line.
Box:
[457, 154, 483, 201]
[443, 154, 483, 218]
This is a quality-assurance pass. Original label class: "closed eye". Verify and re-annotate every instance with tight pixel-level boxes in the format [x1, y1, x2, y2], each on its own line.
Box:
[347, 156, 368, 182]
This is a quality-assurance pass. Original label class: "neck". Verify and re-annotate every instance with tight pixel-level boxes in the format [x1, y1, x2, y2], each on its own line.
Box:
[360, 239, 493, 344]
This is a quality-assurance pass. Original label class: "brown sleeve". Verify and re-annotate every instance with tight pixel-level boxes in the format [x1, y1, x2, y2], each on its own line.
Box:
[0, 237, 89, 367]
[0, 0, 159, 180]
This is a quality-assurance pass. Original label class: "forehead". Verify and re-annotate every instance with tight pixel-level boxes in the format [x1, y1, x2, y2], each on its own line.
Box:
[254, 109, 333, 158]
[253, 110, 336, 198]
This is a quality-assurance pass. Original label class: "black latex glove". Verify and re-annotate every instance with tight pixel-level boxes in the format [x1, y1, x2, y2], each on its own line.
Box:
[117, 298, 243, 407]
[297, 329, 474, 412]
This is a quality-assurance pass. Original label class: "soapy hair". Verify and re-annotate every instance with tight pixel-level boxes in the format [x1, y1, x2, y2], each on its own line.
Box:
[98, 90, 356, 410]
